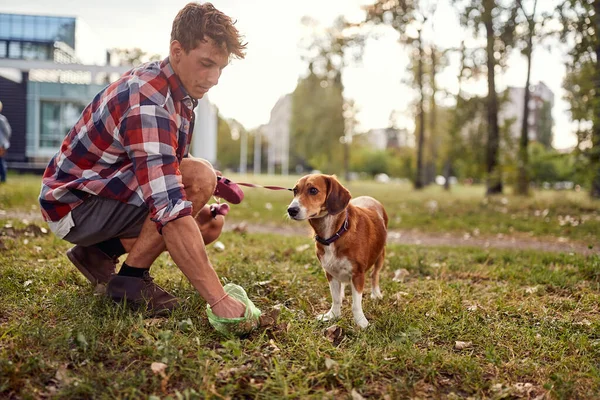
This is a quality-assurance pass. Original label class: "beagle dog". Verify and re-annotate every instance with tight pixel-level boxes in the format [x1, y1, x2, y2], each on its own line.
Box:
[287, 174, 388, 328]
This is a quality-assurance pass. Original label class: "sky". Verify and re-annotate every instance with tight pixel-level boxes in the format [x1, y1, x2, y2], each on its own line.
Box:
[0, 0, 579, 149]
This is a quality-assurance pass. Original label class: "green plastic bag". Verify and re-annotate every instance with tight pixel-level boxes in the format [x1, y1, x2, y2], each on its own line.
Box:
[206, 283, 261, 336]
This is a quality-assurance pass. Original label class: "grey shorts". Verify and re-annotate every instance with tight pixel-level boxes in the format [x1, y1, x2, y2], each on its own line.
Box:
[63, 196, 149, 246]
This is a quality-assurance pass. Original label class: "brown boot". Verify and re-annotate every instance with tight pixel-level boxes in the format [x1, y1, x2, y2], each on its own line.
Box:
[67, 245, 117, 285]
[106, 271, 178, 315]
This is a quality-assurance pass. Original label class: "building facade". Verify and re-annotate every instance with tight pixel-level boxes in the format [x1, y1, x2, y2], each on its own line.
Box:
[499, 82, 554, 147]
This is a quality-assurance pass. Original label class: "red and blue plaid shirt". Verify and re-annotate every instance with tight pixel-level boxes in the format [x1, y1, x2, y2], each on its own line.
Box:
[40, 58, 197, 232]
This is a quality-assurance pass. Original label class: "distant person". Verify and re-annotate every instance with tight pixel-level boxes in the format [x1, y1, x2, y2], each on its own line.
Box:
[0, 100, 12, 183]
[40, 3, 256, 329]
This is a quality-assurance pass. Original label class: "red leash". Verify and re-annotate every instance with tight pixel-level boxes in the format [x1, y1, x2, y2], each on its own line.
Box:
[235, 182, 292, 191]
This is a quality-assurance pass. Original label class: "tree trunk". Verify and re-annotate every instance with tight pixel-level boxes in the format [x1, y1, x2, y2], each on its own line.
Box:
[414, 32, 426, 190]
[430, 47, 438, 185]
[516, 23, 534, 196]
[484, 6, 503, 195]
[591, 0, 600, 198]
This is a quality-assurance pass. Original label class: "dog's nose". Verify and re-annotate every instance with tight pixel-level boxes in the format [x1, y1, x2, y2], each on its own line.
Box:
[287, 206, 299, 217]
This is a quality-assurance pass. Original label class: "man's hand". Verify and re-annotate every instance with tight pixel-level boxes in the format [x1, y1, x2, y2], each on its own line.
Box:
[162, 216, 245, 316]
[211, 295, 246, 318]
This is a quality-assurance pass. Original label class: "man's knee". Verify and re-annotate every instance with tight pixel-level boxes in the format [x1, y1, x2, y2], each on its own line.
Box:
[180, 158, 217, 206]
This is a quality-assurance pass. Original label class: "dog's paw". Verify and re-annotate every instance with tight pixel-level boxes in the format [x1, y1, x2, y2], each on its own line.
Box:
[355, 316, 369, 329]
[370, 288, 383, 300]
[316, 311, 339, 322]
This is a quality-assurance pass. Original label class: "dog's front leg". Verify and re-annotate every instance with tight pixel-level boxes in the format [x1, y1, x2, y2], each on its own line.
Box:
[317, 272, 342, 322]
[351, 273, 369, 329]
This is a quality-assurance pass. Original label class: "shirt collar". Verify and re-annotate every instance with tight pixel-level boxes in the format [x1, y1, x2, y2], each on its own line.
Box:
[161, 57, 192, 103]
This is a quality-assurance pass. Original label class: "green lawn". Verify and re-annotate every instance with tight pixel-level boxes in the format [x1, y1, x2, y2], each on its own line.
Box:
[1, 174, 600, 398]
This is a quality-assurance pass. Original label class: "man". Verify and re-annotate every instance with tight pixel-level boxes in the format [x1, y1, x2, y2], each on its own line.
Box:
[0, 100, 11, 183]
[40, 2, 248, 321]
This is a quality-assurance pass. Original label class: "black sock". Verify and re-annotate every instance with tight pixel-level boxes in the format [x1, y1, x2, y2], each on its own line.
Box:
[94, 238, 126, 259]
[118, 262, 149, 278]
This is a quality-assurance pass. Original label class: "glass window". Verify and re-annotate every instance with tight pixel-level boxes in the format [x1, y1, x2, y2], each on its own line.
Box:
[55, 18, 75, 48]
[63, 102, 84, 129]
[0, 41, 6, 58]
[22, 15, 35, 40]
[22, 42, 51, 60]
[40, 101, 85, 149]
[40, 101, 63, 148]
[0, 15, 9, 38]
[9, 14, 23, 38]
[8, 41, 21, 58]
[35, 16, 50, 41]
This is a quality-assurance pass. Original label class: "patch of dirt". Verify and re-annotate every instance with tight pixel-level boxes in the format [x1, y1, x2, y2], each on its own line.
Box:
[1, 209, 596, 256]
[226, 221, 599, 256]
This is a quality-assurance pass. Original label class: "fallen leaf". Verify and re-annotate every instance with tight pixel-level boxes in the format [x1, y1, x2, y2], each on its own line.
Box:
[216, 364, 250, 380]
[351, 389, 365, 400]
[324, 357, 338, 370]
[55, 364, 74, 386]
[525, 286, 538, 294]
[259, 305, 281, 328]
[454, 341, 472, 350]
[151, 362, 167, 376]
[295, 244, 311, 252]
[392, 269, 410, 282]
[324, 325, 343, 345]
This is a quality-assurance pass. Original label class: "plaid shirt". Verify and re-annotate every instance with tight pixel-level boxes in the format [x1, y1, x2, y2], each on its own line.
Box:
[40, 58, 197, 232]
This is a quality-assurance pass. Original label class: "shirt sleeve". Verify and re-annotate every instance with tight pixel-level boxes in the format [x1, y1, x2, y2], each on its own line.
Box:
[121, 102, 193, 233]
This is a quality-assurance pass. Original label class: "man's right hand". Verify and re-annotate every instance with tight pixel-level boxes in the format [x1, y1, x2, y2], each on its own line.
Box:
[211, 294, 246, 318]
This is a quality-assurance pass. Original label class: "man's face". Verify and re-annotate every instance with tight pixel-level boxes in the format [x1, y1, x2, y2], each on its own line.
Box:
[170, 37, 229, 99]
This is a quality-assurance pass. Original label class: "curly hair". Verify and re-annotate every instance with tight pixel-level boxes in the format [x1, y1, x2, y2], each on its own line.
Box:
[171, 2, 246, 59]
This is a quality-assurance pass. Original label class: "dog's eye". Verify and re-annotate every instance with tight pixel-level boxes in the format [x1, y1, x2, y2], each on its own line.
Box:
[309, 187, 319, 195]
[293, 188, 298, 196]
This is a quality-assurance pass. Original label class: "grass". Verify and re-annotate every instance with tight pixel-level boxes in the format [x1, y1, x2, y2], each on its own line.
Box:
[1, 173, 600, 398]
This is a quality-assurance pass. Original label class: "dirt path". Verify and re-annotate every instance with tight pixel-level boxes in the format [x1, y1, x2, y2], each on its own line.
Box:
[227, 222, 599, 256]
[2, 209, 597, 256]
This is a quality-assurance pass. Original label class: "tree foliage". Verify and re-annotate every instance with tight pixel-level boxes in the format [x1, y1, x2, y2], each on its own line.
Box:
[557, 0, 600, 197]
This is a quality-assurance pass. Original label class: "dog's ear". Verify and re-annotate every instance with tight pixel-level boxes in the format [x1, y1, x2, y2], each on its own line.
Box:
[325, 175, 351, 215]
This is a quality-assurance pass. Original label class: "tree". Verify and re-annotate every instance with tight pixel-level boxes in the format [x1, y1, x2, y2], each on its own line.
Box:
[454, 0, 519, 195]
[536, 100, 553, 149]
[292, 16, 364, 175]
[558, 0, 600, 197]
[515, 0, 539, 196]
[363, 0, 439, 190]
[108, 48, 162, 66]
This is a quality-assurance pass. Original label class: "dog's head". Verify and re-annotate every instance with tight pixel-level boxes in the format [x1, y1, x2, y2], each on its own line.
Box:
[287, 174, 351, 220]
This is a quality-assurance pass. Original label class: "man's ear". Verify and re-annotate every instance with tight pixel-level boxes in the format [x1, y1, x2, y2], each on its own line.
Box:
[170, 40, 184, 62]
[325, 175, 351, 215]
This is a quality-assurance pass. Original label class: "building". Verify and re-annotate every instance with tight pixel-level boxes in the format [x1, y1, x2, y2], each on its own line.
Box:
[366, 127, 413, 150]
[262, 94, 291, 175]
[0, 12, 216, 171]
[499, 82, 554, 147]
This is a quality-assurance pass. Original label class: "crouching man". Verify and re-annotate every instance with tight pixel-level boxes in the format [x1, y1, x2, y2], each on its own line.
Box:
[39, 2, 247, 320]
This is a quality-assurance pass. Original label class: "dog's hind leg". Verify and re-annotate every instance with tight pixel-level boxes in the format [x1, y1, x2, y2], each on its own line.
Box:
[370, 249, 385, 300]
[317, 272, 342, 322]
[351, 272, 369, 329]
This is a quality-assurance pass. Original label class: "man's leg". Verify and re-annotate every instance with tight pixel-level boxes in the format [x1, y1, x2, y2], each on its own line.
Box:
[106, 158, 222, 313]
[0, 157, 6, 182]
[120, 158, 219, 268]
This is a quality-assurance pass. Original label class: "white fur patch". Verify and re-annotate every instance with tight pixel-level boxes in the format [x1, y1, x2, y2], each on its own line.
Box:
[321, 245, 353, 283]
